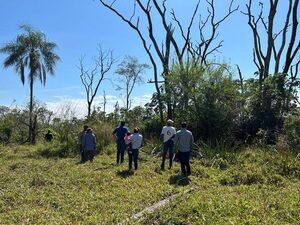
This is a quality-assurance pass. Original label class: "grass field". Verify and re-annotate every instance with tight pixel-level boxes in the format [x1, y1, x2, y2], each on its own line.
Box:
[0, 144, 299, 225]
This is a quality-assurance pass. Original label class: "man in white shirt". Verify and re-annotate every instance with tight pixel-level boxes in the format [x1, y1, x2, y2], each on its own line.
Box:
[128, 127, 143, 170]
[160, 119, 176, 170]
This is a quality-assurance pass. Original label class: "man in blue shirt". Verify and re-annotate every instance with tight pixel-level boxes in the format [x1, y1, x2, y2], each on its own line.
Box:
[113, 121, 128, 164]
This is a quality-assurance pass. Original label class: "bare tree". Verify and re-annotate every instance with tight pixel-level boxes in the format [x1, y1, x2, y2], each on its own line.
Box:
[115, 56, 150, 111]
[242, 0, 300, 84]
[99, 0, 238, 121]
[79, 46, 116, 119]
[102, 90, 107, 116]
[241, 0, 300, 134]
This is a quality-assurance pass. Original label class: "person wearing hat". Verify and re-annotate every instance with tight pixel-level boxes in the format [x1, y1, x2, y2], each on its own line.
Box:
[82, 127, 96, 162]
[174, 122, 194, 176]
[160, 119, 176, 170]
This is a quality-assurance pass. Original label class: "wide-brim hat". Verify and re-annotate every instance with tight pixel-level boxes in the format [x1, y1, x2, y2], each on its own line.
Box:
[167, 119, 174, 123]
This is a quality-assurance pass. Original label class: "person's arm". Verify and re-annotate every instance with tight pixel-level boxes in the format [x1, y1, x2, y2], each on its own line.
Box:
[190, 134, 194, 151]
[93, 135, 96, 151]
[171, 127, 176, 139]
[82, 135, 86, 151]
[140, 135, 143, 148]
[160, 128, 164, 141]
[174, 133, 179, 147]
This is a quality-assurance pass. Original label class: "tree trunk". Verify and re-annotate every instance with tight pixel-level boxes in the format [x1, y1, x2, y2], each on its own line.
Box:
[29, 76, 34, 144]
[87, 101, 92, 119]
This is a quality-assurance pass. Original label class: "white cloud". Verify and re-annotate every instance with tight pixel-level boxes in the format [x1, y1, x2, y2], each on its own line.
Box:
[45, 94, 152, 118]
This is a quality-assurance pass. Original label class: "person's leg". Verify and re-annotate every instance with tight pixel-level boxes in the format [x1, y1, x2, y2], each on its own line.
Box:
[82, 150, 87, 163]
[168, 141, 174, 169]
[179, 151, 186, 175]
[133, 149, 139, 170]
[89, 150, 94, 162]
[120, 142, 126, 163]
[86, 150, 90, 161]
[116, 142, 121, 164]
[128, 150, 133, 170]
[186, 152, 191, 175]
[161, 142, 167, 170]
[81, 150, 85, 162]
[80, 144, 84, 162]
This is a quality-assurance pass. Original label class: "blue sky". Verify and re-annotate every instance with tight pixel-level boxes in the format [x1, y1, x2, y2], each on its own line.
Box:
[0, 0, 291, 117]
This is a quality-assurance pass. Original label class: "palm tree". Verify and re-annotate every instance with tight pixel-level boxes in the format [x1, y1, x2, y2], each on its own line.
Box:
[0, 25, 60, 143]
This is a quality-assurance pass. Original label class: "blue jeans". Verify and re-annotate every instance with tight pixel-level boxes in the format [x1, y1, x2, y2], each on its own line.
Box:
[178, 151, 191, 176]
[128, 148, 139, 170]
[116, 141, 126, 164]
[161, 140, 174, 169]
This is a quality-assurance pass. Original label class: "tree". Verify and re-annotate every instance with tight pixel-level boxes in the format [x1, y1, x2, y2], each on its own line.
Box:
[242, 0, 300, 136]
[0, 25, 60, 144]
[115, 56, 150, 111]
[243, 0, 299, 81]
[79, 46, 116, 119]
[99, 0, 238, 121]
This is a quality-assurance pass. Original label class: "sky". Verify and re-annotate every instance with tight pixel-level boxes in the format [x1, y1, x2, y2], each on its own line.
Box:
[0, 0, 294, 118]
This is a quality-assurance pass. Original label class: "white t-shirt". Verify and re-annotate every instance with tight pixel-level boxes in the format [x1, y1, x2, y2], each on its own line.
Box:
[161, 126, 176, 143]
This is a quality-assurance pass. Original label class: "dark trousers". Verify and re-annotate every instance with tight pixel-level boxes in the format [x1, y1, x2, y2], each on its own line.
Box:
[117, 141, 126, 164]
[179, 151, 191, 176]
[80, 145, 84, 162]
[161, 140, 174, 169]
[128, 149, 139, 170]
[83, 150, 95, 162]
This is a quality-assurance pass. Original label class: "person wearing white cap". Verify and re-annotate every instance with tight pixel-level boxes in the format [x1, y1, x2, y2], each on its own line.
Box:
[160, 119, 176, 170]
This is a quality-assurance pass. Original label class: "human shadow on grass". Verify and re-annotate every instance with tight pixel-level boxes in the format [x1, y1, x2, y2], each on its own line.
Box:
[116, 169, 134, 178]
[169, 174, 190, 186]
[94, 165, 115, 171]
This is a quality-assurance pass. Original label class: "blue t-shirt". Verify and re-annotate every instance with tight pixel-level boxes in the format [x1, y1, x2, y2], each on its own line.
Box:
[113, 125, 128, 142]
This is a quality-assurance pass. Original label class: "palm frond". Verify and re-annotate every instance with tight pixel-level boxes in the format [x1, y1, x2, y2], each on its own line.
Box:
[1, 24, 59, 86]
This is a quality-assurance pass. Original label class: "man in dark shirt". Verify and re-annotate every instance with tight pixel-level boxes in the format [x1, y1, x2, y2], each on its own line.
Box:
[44, 130, 53, 142]
[113, 121, 128, 164]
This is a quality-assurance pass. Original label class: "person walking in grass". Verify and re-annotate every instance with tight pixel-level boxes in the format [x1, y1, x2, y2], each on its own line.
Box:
[79, 125, 88, 163]
[113, 121, 128, 164]
[82, 128, 96, 162]
[174, 122, 194, 176]
[128, 128, 143, 170]
[160, 119, 176, 170]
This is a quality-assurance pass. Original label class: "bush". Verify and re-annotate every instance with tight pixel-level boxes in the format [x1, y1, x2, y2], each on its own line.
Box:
[219, 165, 266, 186]
[0, 125, 12, 144]
[284, 111, 300, 151]
[36, 141, 79, 158]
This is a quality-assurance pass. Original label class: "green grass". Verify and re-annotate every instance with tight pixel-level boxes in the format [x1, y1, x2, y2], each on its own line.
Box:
[0, 144, 299, 224]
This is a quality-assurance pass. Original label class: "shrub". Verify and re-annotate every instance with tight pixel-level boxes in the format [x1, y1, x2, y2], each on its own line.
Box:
[284, 111, 300, 151]
[0, 125, 12, 144]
